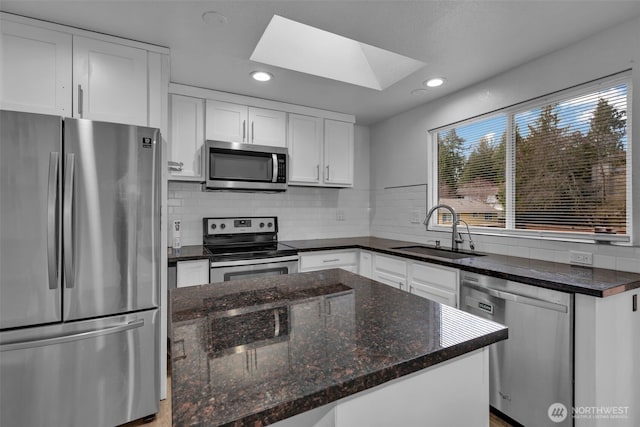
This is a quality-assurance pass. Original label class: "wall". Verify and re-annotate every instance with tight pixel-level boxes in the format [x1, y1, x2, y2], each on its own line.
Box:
[168, 125, 371, 244]
[370, 16, 640, 273]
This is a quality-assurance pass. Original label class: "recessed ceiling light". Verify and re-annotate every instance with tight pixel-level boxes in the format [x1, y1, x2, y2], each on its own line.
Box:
[202, 11, 228, 26]
[250, 71, 273, 82]
[424, 77, 445, 88]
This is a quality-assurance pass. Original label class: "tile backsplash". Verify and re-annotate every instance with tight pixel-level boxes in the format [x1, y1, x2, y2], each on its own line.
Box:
[370, 187, 640, 274]
[168, 182, 371, 245]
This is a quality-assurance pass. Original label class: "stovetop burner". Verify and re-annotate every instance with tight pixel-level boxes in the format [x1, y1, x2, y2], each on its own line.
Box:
[203, 216, 296, 262]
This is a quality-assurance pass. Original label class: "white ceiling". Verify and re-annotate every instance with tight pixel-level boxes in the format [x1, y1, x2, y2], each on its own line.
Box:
[2, 0, 640, 125]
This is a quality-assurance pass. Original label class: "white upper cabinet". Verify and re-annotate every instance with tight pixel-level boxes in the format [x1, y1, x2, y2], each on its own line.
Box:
[288, 115, 354, 187]
[73, 36, 148, 126]
[288, 113, 323, 184]
[205, 100, 248, 143]
[0, 15, 167, 128]
[323, 119, 354, 187]
[169, 94, 204, 180]
[0, 20, 72, 115]
[205, 100, 286, 147]
[248, 107, 286, 147]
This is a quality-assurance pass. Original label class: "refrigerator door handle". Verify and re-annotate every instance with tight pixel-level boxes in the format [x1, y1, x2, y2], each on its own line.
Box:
[63, 153, 75, 289]
[0, 319, 144, 352]
[47, 152, 60, 290]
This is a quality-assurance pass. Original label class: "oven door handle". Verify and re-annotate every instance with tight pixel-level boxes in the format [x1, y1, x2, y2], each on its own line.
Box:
[210, 255, 299, 268]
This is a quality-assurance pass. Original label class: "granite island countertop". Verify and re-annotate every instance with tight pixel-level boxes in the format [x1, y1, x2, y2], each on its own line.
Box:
[167, 237, 640, 297]
[170, 269, 508, 427]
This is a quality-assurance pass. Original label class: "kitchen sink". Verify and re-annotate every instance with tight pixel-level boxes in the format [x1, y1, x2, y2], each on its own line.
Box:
[390, 245, 485, 259]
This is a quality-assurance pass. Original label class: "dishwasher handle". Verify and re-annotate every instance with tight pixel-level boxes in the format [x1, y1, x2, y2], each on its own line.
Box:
[462, 281, 568, 313]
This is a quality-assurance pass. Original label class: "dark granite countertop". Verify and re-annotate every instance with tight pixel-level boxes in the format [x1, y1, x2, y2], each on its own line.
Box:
[280, 237, 640, 297]
[170, 269, 507, 427]
[168, 245, 211, 264]
[167, 237, 640, 297]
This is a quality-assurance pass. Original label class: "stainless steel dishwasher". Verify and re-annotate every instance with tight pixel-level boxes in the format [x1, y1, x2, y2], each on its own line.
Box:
[460, 272, 574, 427]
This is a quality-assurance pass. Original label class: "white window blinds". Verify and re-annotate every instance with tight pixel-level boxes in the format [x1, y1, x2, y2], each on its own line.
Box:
[434, 75, 630, 239]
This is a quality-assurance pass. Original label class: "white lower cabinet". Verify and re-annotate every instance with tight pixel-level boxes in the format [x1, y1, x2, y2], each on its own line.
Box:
[358, 251, 373, 279]
[574, 291, 640, 427]
[370, 252, 459, 307]
[372, 254, 407, 291]
[176, 259, 210, 288]
[408, 262, 459, 307]
[299, 250, 358, 273]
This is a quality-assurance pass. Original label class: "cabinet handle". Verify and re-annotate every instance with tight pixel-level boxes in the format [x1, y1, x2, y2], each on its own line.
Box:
[323, 258, 341, 263]
[251, 121, 255, 143]
[168, 161, 184, 171]
[316, 164, 320, 180]
[326, 165, 330, 181]
[242, 120, 246, 142]
[77, 84, 83, 118]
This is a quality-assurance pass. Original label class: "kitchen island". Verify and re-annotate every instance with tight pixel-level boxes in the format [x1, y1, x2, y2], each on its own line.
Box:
[170, 269, 507, 427]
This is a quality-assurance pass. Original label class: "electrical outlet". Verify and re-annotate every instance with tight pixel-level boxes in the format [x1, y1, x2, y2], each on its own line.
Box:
[569, 250, 593, 265]
[411, 210, 422, 224]
[336, 210, 345, 221]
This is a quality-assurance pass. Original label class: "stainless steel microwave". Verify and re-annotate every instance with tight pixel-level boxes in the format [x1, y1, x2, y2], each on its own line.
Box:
[204, 140, 288, 191]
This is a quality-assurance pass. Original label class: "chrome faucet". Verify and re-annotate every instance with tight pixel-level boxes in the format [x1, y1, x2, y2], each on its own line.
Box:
[423, 204, 463, 251]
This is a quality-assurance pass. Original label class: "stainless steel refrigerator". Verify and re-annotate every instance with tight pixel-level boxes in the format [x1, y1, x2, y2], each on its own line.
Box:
[0, 110, 160, 427]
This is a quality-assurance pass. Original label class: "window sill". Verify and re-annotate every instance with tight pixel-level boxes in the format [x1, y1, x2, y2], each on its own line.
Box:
[429, 225, 631, 245]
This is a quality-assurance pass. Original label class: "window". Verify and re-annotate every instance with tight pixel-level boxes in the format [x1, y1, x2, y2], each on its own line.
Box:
[431, 74, 630, 241]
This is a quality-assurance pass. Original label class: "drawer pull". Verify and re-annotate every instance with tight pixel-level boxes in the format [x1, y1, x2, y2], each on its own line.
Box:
[323, 258, 341, 263]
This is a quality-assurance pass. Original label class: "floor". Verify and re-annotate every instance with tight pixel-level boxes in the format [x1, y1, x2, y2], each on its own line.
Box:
[122, 370, 513, 427]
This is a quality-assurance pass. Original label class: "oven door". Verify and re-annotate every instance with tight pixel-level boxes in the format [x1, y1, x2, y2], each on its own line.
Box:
[209, 255, 299, 283]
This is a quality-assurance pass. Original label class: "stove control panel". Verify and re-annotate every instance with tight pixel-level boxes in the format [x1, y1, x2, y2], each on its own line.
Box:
[204, 217, 277, 235]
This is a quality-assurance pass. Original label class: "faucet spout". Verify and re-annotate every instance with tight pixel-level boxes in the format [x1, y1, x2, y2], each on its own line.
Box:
[423, 204, 460, 251]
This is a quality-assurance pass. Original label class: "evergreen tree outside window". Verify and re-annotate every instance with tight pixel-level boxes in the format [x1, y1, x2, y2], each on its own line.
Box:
[432, 74, 630, 240]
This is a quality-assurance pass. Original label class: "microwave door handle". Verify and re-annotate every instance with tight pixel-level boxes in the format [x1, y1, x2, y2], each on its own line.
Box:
[272, 154, 278, 182]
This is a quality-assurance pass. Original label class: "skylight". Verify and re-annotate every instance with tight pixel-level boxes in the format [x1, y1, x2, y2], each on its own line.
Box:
[250, 15, 426, 91]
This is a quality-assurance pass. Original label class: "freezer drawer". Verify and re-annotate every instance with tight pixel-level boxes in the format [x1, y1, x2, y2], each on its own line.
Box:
[0, 309, 159, 427]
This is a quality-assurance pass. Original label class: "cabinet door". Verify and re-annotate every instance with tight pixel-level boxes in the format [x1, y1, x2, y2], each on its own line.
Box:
[323, 119, 354, 186]
[0, 20, 72, 115]
[288, 113, 323, 184]
[169, 94, 204, 180]
[176, 260, 210, 288]
[408, 262, 458, 308]
[205, 99, 248, 143]
[359, 251, 373, 279]
[299, 250, 357, 272]
[373, 270, 406, 291]
[409, 282, 457, 306]
[248, 107, 286, 147]
[73, 36, 148, 126]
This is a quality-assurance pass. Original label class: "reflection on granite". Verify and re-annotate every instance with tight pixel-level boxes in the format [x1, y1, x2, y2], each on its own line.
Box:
[281, 237, 640, 297]
[170, 269, 507, 427]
